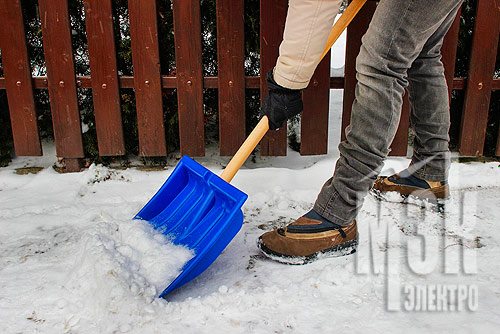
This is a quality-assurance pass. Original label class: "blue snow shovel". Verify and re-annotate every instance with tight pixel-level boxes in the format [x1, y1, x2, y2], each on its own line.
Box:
[134, 0, 367, 298]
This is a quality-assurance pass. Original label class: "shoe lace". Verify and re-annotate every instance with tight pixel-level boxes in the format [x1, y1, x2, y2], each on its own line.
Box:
[338, 227, 347, 238]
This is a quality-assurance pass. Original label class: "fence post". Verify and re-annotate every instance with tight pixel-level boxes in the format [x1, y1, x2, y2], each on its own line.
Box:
[216, 0, 246, 156]
[129, 0, 167, 157]
[389, 96, 410, 157]
[0, 0, 41, 156]
[83, 0, 125, 156]
[172, 0, 205, 156]
[301, 52, 331, 155]
[259, 0, 288, 156]
[497, 122, 500, 157]
[342, 0, 376, 141]
[441, 8, 462, 102]
[38, 0, 84, 171]
[459, 0, 500, 156]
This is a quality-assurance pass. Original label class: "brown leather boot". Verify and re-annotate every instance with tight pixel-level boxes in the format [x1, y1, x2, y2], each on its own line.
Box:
[257, 214, 358, 265]
[371, 170, 449, 201]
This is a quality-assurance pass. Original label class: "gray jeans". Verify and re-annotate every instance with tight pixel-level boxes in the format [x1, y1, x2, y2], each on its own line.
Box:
[314, 0, 463, 226]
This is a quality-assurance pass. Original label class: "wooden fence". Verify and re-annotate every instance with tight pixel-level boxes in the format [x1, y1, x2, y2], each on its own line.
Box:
[0, 0, 499, 172]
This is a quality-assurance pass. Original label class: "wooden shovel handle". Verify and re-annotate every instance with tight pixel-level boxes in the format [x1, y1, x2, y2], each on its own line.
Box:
[320, 0, 368, 60]
[220, 116, 270, 182]
[220, 0, 367, 183]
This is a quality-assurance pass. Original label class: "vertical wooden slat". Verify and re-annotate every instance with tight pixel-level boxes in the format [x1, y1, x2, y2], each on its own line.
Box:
[260, 0, 288, 156]
[389, 94, 410, 156]
[441, 7, 461, 102]
[341, 0, 376, 141]
[301, 53, 330, 155]
[216, 0, 245, 156]
[496, 123, 500, 157]
[38, 0, 84, 162]
[172, 0, 205, 156]
[129, 0, 167, 156]
[0, 0, 41, 156]
[459, 0, 500, 156]
[83, 0, 125, 156]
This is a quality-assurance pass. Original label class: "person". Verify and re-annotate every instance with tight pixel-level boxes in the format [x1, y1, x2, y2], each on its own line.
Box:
[257, 0, 463, 264]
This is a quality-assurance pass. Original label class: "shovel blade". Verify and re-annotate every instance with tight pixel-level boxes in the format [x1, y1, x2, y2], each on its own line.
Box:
[134, 156, 247, 297]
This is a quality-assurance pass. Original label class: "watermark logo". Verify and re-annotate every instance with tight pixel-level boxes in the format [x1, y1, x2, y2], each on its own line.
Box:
[355, 188, 479, 312]
[402, 284, 478, 312]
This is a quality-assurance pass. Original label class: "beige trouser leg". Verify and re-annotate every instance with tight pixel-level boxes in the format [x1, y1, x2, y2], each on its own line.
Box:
[273, 0, 342, 90]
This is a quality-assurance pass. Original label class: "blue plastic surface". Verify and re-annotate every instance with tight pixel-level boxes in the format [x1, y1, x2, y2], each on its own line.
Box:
[134, 156, 248, 297]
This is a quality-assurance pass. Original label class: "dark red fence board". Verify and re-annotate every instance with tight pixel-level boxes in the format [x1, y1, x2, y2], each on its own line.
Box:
[459, 0, 500, 156]
[172, 0, 205, 156]
[389, 95, 410, 156]
[342, 0, 376, 141]
[83, 0, 125, 156]
[216, 0, 246, 156]
[0, 0, 41, 156]
[38, 0, 84, 159]
[497, 127, 500, 157]
[301, 53, 330, 155]
[17, 76, 481, 90]
[6, 76, 497, 91]
[0, 75, 330, 90]
[9, 76, 499, 90]
[259, 0, 288, 156]
[128, 0, 167, 156]
[2, 75, 489, 91]
[441, 8, 461, 101]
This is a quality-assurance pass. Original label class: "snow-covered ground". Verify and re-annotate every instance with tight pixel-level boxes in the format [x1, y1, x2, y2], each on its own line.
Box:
[2, 141, 500, 333]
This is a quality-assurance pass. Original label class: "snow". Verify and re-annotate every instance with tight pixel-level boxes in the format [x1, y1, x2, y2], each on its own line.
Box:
[0, 164, 193, 332]
[330, 15, 347, 70]
[1, 146, 500, 333]
[2, 31, 500, 333]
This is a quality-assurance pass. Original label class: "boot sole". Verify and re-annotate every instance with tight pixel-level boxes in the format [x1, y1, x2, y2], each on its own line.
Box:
[257, 236, 358, 265]
[370, 188, 447, 214]
[371, 183, 449, 201]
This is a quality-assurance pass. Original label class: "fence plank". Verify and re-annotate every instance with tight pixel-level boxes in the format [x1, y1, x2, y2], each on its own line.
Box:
[0, 75, 342, 90]
[217, 0, 245, 156]
[128, 0, 167, 156]
[441, 7, 461, 101]
[459, 0, 500, 156]
[497, 124, 500, 157]
[389, 95, 410, 156]
[260, 0, 288, 156]
[301, 53, 330, 155]
[38, 0, 84, 162]
[342, 0, 376, 141]
[7, 76, 496, 91]
[0, 0, 41, 156]
[83, 0, 125, 156]
[172, 0, 205, 156]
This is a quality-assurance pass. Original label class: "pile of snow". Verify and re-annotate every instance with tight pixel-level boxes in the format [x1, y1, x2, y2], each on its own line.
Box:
[64, 217, 193, 331]
[0, 205, 192, 332]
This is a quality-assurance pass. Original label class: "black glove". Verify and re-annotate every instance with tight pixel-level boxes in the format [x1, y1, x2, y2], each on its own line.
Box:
[261, 70, 303, 130]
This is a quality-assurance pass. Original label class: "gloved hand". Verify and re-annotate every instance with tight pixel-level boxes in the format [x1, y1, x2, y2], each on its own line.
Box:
[261, 70, 303, 130]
